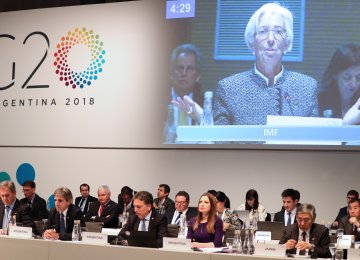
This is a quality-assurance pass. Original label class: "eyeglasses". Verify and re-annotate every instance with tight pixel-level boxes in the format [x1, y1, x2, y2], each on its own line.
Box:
[256, 26, 287, 40]
[175, 201, 188, 205]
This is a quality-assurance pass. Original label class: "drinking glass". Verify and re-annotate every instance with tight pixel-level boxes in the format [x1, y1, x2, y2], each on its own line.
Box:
[226, 238, 234, 252]
[329, 243, 337, 260]
[334, 249, 343, 260]
[336, 228, 344, 237]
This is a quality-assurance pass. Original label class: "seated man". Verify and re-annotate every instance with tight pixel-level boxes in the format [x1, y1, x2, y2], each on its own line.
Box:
[165, 190, 197, 225]
[153, 184, 175, 214]
[20, 180, 49, 221]
[118, 186, 135, 215]
[339, 198, 360, 241]
[279, 203, 331, 258]
[0, 181, 34, 234]
[332, 189, 359, 228]
[43, 187, 84, 241]
[74, 183, 97, 216]
[118, 191, 168, 248]
[274, 189, 300, 226]
[85, 185, 120, 228]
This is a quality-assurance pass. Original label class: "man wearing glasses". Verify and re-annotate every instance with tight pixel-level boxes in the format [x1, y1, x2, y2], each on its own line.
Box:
[279, 203, 331, 258]
[165, 191, 197, 225]
[21, 180, 48, 221]
[332, 189, 359, 228]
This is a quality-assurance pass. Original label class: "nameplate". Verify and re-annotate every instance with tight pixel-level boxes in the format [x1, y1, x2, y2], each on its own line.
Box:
[8, 226, 32, 239]
[254, 243, 286, 257]
[338, 235, 352, 249]
[255, 231, 271, 241]
[163, 237, 192, 251]
[348, 248, 360, 260]
[81, 232, 108, 245]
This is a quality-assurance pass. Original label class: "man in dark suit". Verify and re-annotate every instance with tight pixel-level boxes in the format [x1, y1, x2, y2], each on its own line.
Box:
[74, 183, 97, 216]
[85, 185, 120, 228]
[332, 189, 359, 228]
[339, 198, 360, 241]
[20, 180, 48, 221]
[165, 190, 197, 225]
[0, 181, 34, 234]
[279, 203, 331, 258]
[43, 187, 84, 241]
[153, 184, 175, 214]
[118, 191, 168, 248]
[274, 189, 300, 226]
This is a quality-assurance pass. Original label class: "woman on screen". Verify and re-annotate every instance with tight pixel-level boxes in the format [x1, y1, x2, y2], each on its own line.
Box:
[213, 2, 318, 125]
[216, 191, 242, 231]
[187, 192, 223, 248]
[237, 189, 267, 222]
[318, 43, 360, 125]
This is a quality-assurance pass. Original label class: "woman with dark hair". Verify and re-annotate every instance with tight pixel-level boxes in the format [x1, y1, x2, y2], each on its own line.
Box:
[216, 191, 242, 231]
[237, 189, 267, 222]
[318, 43, 360, 124]
[187, 192, 223, 248]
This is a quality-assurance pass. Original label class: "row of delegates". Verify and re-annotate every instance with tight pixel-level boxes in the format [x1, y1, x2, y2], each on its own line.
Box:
[0, 181, 35, 234]
[173, 2, 318, 126]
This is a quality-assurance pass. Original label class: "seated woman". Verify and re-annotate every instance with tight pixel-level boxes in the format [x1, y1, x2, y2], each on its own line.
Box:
[318, 43, 360, 124]
[216, 191, 242, 231]
[237, 189, 267, 222]
[187, 192, 223, 248]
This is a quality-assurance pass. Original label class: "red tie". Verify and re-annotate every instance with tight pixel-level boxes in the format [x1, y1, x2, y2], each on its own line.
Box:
[99, 204, 105, 216]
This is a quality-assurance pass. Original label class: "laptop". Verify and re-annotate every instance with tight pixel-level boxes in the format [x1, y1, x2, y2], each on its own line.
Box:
[257, 221, 284, 240]
[126, 230, 158, 248]
[232, 210, 248, 222]
[85, 222, 103, 233]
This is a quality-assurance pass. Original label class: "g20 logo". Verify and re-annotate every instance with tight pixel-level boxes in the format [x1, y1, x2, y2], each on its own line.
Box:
[0, 27, 106, 91]
[54, 27, 106, 89]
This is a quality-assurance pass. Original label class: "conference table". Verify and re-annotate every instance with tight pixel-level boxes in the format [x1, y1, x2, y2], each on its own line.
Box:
[0, 235, 292, 260]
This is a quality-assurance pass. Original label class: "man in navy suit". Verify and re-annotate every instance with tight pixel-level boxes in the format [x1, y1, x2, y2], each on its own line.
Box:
[153, 184, 175, 214]
[279, 204, 331, 258]
[165, 190, 197, 225]
[74, 183, 97, 216]
[274, 189, 300, 226]
[118, 191, 168, 248]
[43, 187, 84, 241]
[332, 190, 359, 228]
[20, 180, 48, 220]
[0, 181, 34, 235]
[85, 185, 120, 228]
[339, 198, 360, 241]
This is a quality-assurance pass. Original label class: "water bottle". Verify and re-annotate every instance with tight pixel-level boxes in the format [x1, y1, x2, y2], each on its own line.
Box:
[249, 228, 255, 255]
[164, 104, 177, 144]
[202, 91, 214, 126]
[178, 214, 186, 236]
[72, 220, 81, 241]
[233, 228, 243, 254]
[10, 215, 16, 227]
[243, 228, 249, 254]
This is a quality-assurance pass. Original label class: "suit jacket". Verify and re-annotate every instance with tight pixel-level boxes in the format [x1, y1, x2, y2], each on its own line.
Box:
[165, 206, 198, 225]
[118, 209, 168, 248]
[274, 210, 297, 225]
[44, 204, 84, 241]
[0, 199, 34, 230]
[75, 195, 97, 215]
[339, 216, 360, 241]
[153, 197, 175, 214]
[335, 206, 348, 223]
[279, 222, 331, 258]
[20, 193, 49, 221]
[85, 200, 120, 228]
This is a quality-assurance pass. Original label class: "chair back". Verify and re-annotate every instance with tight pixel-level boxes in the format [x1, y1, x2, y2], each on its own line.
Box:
[166, 224, 179, 238]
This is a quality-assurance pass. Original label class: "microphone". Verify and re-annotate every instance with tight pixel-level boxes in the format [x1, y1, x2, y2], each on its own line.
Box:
[284, 91, 294, 116]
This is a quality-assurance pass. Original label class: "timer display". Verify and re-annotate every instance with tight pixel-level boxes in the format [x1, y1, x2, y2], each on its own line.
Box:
[166, 0, 195, 19]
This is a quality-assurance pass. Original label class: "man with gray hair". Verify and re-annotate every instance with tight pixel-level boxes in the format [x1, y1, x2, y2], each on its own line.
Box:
[279, 203, 331, 258]
[0, 181, 34, 235]
[85, 185, 120, 228]
[43, 187, 84, 240]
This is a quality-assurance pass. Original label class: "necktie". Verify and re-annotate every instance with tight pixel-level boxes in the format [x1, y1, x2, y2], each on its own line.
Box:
[287, 211, 292, 226]
[299, 231, 306, 255]
[140, 219, 146, 231]
[79, 198, 84, 208]
[60, 213, 66, 234]
[175, 212, 182, 225]
[27, 201, 32, 208]
[99, 204, 105, 216]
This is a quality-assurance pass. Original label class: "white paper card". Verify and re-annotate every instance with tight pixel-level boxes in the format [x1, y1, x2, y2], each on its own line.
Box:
[81, 232, 108, 245]
[162, 237, 192, 251]
[255, 231, 271, 241]
[8, 226, 32, 239]
[338, 235, 352, 249]
[254, 243, 286, 257]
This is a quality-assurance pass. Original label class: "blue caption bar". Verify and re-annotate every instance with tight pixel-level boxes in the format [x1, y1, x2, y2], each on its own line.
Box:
[166, 0, 195, 19]
[177, 125, 360, 144]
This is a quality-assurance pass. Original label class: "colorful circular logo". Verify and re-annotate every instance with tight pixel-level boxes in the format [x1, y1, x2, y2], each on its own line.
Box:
[54, 27, 106, 89]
